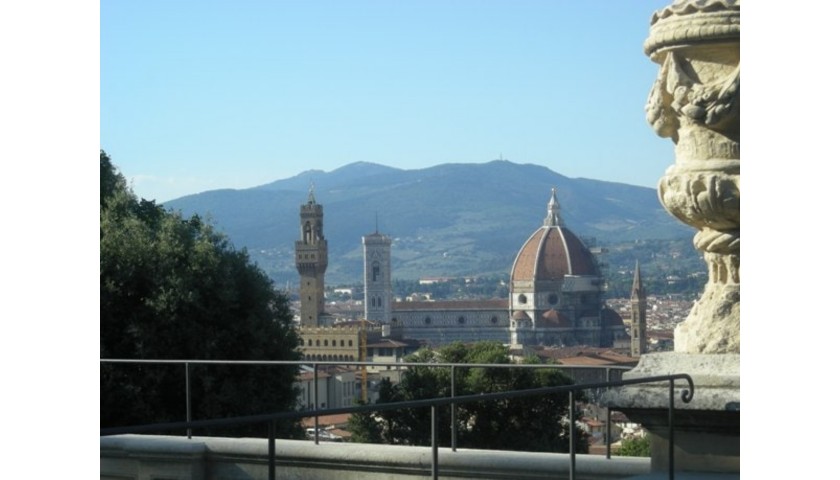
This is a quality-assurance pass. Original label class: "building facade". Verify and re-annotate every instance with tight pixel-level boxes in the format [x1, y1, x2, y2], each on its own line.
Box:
[391, 300, 509, 346]
[387, 190, 628, 349]
[509, 189, 628, 348]
[298, 326, 361, 362]
[295, 185, 328, 326]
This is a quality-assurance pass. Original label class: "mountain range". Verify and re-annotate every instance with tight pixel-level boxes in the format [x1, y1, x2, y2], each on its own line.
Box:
[164, 160, 695, 286]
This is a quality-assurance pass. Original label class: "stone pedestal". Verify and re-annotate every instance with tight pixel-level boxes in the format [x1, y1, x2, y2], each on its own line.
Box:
[608, 1, 740, 475]
[604, 353, 740, 474]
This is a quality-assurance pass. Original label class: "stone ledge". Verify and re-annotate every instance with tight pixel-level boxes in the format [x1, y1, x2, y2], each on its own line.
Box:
[101, 435, 651, 480]
[603, 353, 740, 411]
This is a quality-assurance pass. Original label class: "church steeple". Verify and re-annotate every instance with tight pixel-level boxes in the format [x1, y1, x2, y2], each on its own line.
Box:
[630, 260, 647, 357]
[631, 261, 645, 300]
[543, 188, 563, 227]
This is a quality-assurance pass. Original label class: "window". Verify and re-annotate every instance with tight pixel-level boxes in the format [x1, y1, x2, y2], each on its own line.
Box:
[424, 316, 432, 325]
[340, 340, 345, 347]
[308, 339, 312, 346]
[518, 294, 527, 304]
[458, 316, 465, 324]
[304, 222, 312, 243]
[372, 261, 380, 282]
[490, 316, 498, 324]
[548, 293, 558, 305]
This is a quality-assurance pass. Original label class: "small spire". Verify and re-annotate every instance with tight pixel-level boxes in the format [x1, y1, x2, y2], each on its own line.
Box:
[375, 212, 379, 234]
[632, 260, 645, 299]
[543, 187, 562, 226]
[307, 181, 316, 204]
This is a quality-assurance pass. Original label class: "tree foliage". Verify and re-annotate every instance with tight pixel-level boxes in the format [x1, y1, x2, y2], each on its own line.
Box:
[348, 342, 589, 453]
[100, 150, 302, 437]
[616, 435, 650, 457]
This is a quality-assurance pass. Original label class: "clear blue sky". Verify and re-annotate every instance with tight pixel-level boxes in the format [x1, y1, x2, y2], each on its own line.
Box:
[102, 0, 676, 202]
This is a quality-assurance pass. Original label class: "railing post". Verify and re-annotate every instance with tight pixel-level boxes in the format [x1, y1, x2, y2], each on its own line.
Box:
[569, 391, 576, 480]
[314, 363, 320, 445]
[185, 362, 192, 439]
[450, 364, 457, 451]
[605, 407, 611, 459]
[431, 405, 439, 480]
[268, 420, 276, 480]
[669, 379, 675, 480]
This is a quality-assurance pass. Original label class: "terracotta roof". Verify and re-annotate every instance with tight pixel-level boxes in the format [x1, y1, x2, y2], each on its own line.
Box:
[533, 346, 638, 366]
[541, 309, 572, 328]
[511, 226, 597, 283]
[300, 413, 352, 428]
[367, 338, 410, 348]
[512, 310, 532, 321]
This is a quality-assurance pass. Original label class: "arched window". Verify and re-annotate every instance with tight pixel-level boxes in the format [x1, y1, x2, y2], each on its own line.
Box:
[340, 340, 345, 347]
[518, 294, 527, 304]
[332, 339, 336, 347]
[304, 222, 312, 243]
[308, 339, 312, 346]
[316, 339, 320, 346]
[372, 261, 380, 282]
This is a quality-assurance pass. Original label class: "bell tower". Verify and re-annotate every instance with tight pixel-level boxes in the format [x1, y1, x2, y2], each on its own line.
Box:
[630, 260, 647, 357]
[295, 184, 328, 326]
[363, 225, 392, 324]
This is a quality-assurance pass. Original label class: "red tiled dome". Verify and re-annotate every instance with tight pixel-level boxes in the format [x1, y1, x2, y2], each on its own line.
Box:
[603, 308, 625, 327]
[541, 309, 572, 328]
[511, 225, 598, 283]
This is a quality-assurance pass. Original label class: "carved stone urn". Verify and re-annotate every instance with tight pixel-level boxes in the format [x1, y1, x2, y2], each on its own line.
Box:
[602, 2, 740, 474]
[645, 0, 740, 354]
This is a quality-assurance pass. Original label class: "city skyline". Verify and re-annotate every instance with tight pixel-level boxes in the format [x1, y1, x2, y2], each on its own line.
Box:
[102, 0, 675, 202]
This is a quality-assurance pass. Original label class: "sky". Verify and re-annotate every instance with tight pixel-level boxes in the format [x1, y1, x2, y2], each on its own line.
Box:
[101, 0, 676, 203]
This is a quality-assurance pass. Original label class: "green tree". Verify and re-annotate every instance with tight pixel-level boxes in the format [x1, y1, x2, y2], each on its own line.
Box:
[347, 400, 382, 443]
[100, 150, 302, 437]
[349, 342, 589, 453]
[616, 436, 651, 457]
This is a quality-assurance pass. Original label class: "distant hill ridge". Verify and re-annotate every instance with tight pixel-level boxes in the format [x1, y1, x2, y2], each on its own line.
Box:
[165, 160, 692, 285]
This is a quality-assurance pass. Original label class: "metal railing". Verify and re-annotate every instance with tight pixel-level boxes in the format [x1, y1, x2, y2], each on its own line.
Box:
[100, 359, 693, 480]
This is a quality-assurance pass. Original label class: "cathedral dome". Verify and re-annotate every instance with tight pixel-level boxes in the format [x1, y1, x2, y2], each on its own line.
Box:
[603, 308, 625, 327]
[541, 309, 572, 328]
[511, 189, 598, 283]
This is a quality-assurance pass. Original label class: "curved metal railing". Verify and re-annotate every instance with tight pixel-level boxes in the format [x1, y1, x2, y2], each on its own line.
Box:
[100, 359, 693, 480]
